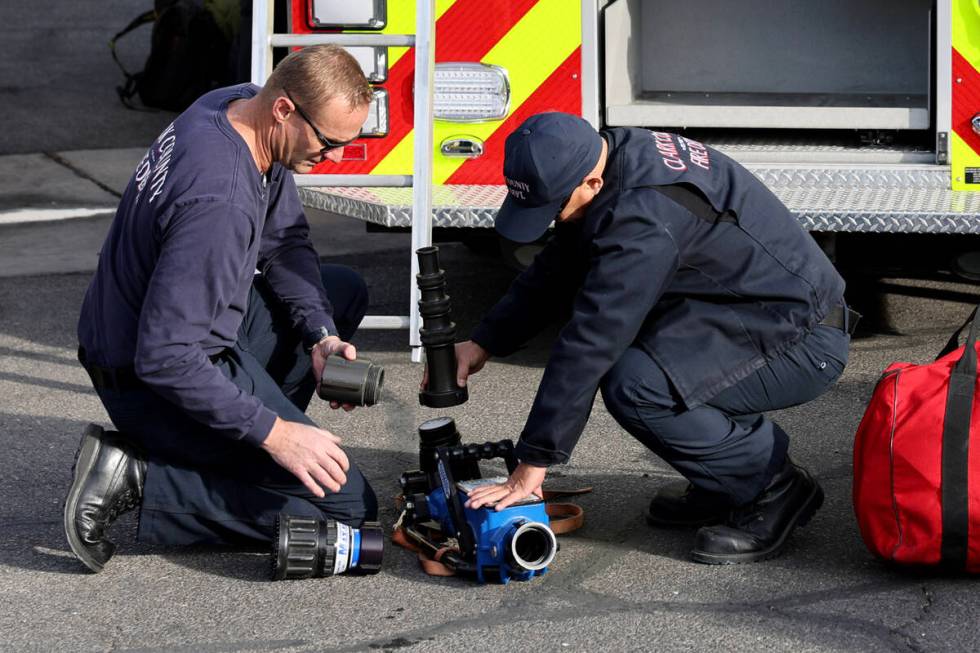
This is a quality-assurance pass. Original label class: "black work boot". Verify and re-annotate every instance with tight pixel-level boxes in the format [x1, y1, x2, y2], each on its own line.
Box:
[63, 424, 146, 572]
[690, 459, 823, 565]
[645, 480, 729, 528]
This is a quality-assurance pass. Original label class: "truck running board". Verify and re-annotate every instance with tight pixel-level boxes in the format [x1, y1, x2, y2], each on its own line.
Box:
[300, 163, 980, 234]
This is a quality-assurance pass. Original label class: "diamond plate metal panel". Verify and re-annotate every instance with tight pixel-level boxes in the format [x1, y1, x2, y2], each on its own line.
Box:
[696, 134, 933, 163]
[301, 165, 980, 233]
[300, 185, 506, 228]
[744, 165, 951, 189]
[796, 214, 980, 233]
[709, 136, 932, 155]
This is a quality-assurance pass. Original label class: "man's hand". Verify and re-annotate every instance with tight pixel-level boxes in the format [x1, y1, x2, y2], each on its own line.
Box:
[464, 462, 547, 511]
[261, 417, 350, 497]
[311, 335, 357, 411]
[421, 340, 490, 390]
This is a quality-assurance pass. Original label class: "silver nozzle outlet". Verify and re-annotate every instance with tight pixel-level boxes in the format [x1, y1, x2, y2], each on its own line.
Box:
[508, 521, 557, 572]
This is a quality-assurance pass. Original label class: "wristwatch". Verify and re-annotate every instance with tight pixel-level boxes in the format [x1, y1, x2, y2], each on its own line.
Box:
[303, 326, 332, 354]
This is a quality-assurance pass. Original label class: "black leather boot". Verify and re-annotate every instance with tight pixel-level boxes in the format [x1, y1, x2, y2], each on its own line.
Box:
[690, 459, 823, 564]
[645, 480, 730, 528]
[63, 424, 146, 572]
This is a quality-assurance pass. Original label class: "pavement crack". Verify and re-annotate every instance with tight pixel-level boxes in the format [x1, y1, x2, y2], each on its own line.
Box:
[531, 580, 933, 651]
[325, 519, 646, 653]
[331, 587, 922, 653]
[43, 151, 122, 199]
[889, 584, 935, 653]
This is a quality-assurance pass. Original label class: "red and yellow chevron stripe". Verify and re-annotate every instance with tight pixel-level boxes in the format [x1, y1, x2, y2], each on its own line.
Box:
[290, 0, 581, 185]
[952, 0, 980, 191]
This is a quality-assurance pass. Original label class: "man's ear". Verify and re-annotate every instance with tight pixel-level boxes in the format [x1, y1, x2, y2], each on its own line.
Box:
[271, 95, 291, 124]
[586, 175, 603, 195]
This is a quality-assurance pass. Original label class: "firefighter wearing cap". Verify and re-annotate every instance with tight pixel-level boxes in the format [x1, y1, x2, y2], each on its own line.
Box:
[460, 112, 855, 564]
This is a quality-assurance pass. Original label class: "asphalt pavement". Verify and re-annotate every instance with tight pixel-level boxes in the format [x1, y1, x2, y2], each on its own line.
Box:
[1, 1, 979, 651]
[2, 148, 980, 652]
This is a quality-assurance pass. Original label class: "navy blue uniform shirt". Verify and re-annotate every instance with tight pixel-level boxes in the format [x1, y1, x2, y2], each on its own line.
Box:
[78, 84, 336, 446]
[472, 128, 845, 466]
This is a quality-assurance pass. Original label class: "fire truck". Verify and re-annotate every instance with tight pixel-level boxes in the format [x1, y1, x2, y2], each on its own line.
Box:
[251, 0, 980, 347]
[254, 0, 980, 230]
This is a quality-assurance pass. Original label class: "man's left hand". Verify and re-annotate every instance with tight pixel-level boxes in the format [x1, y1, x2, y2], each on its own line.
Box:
[312, 335, 357, 411]
[464, 462, 547, 511]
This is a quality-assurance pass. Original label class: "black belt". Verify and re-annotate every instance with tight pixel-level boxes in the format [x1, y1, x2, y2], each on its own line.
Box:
[818, 304, 861, 336]
[78, 347, 142, 393]
[78, 346, 229, 393]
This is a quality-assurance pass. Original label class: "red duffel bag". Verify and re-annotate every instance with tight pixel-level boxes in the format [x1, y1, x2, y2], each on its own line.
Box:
[853, 306, 980, 572]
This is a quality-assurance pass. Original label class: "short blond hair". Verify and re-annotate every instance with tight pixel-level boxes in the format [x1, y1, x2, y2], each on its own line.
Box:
[263, 45, 373, 110]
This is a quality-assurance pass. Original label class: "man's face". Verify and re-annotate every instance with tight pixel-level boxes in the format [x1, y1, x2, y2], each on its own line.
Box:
[285, 95, 368, 173]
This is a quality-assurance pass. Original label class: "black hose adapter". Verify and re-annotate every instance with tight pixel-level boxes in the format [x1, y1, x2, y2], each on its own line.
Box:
[317, 356, 384, 406]
[416, 246, 468, 408]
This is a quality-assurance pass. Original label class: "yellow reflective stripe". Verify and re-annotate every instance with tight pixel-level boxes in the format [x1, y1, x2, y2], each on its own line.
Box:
[951, 0, 980, 191]
[479, 0, 580, 106]
[370, 127, 418, 176]
[952, 0, 980, 66]
[951, 132, 980, 192]
[383, 0, 458, 69]
[356, 1, 458, 178]
[431, 0, 581, 183]
[373, 0, 581, 178]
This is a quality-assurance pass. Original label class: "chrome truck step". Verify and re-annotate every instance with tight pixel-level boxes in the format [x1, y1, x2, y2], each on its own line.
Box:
[300, 164, 980, 234]
[300, 185, 507, 229]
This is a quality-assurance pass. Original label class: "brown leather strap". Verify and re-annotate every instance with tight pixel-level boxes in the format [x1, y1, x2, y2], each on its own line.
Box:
[546, 502, 585, 534]
[542, 486, 593, 500]
[420, 546, 456, 577]
[392, 526, 456, 576]
[391, 525, 419, 552]
[542, 485, 591, 534]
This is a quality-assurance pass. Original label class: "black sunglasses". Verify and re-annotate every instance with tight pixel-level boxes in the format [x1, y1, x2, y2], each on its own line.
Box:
[284, 89, 357, 154]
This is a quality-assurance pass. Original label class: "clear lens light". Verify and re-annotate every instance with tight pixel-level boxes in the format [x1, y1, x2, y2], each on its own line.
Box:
[433, 63, 510, 122]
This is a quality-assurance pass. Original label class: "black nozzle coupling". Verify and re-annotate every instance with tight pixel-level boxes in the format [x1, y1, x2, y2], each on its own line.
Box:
[317, 356, 384, 406]
[399, 470, 429, 496]
[416, 246, 468, 408]
[271, 514, 383, 580]
[417, 417, 480, 482]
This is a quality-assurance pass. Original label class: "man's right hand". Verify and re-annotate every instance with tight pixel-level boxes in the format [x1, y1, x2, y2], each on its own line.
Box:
[260, 418, 350, 498]
[421, 340, 490, 390]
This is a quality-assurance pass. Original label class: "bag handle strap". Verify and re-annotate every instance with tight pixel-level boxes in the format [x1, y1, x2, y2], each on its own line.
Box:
[940, 304, 978, 569]
[937, 305, 979, 360]
[109, 10, 156, 79]
[109, 10, 158, 111]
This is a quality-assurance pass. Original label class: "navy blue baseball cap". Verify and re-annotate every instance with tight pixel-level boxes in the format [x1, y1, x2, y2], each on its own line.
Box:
[494, 112, 603, 243]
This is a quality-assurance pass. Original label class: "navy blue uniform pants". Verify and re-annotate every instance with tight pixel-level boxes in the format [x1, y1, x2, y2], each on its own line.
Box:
[95, 264, 378, 546]
[600, 323, 849, 506]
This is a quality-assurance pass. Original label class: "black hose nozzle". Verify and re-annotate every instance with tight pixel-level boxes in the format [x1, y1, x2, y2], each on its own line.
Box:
[417, 246, 468, 408]
[271, 514, 383, 580]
